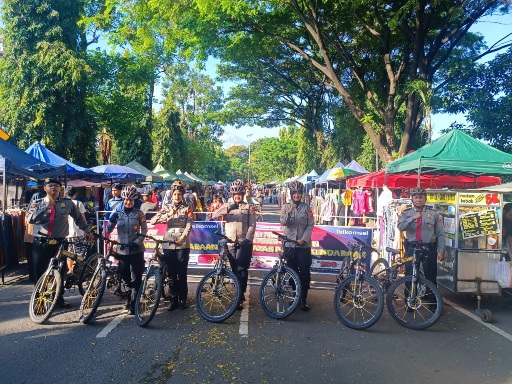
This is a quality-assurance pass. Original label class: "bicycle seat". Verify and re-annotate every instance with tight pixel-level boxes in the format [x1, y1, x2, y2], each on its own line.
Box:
[385, 247, 400, 255]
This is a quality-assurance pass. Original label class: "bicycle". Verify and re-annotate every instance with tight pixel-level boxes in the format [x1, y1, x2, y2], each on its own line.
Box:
[29, 234, 91, 324]
[370, 246, 408, 293]
[259, 231, 302, 319]
[385, 240, 443, 330]
[195, 231, 241, 323]
[134, 234, 176, 327]
[333, 236, 384, 330]
[65, 235, 100, 296]
[78, 233, 131, 324]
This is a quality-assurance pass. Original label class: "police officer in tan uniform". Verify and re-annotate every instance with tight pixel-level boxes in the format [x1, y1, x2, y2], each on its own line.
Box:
[397, 188, 445, 288]
[27, 178, 91, 307]
[280, 180, 314, 310]
[107, 185, 148, 314]
[150, 180, 194, 310]
[212, 179, 256, 310]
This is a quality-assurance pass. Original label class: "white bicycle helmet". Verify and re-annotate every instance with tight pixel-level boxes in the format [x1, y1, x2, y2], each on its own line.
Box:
[230, 179, 245, 194]
[121, 185, 140, 200]
[289, 180, 304, 194]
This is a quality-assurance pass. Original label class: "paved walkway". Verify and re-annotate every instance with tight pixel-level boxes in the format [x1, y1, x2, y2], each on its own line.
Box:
[1, 261, 29, 286]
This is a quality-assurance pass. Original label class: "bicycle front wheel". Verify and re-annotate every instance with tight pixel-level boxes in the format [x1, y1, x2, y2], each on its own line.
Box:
[333, 275, 384, 330]
[260, 266, 301, 319]
[386, 276, 443, 330]
[370, 258, 391, 293]
[29, 269, 62, 324]
[195, 269, 241, 323]
[78, 253, 102, 296]
[79, 264, 107, 324]
[135, 268, 163, 327]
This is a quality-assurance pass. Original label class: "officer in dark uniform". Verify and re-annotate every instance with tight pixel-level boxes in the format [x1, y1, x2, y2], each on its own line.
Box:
[27, 178, 91, 307]
[107, 185, 148, 315]
[397, 187, 445, 287]
[280, 180, 314, 310]
[212, 179, 256, 310]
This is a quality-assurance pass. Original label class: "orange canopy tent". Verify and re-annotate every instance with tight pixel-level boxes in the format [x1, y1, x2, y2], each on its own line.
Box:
[346, 170, 501, 189]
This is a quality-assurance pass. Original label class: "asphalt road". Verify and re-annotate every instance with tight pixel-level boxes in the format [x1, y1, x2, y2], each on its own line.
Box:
[2, 203, 512, 384]
[2, 273, 512, 384]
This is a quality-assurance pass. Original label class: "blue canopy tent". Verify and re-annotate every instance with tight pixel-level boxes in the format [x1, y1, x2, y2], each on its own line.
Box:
[25, 141, 98, 179]
[89, 164, 145, 182]
[1, 139, 66, 210]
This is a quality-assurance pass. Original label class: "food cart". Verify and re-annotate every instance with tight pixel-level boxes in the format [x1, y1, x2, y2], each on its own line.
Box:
[429, 190, 508, 322]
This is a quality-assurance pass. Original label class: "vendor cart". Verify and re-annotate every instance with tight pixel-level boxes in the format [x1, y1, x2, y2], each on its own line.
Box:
[430, 190, 509, 323]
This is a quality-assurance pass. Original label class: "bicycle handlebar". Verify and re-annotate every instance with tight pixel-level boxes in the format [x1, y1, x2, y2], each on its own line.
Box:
[92, 231, 131, 248]
[271, 231, 298, 245]
[352, 236, 379, 254]
[138, 233, 177, 245]
[214, 231, 237, 244]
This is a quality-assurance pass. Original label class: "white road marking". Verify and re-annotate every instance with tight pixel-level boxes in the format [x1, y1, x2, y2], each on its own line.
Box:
[239, 285, 250, 337]
[96, 313, 127, 338]
[444, 298, 512, 342]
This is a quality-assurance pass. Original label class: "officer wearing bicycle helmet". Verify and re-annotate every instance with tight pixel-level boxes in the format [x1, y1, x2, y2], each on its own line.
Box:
[150, 180, 194, 310]
[397, 188, 445, 293]
[280, 180, 314, 310]
[211, 179, 256, 310]
[107, 185, 147, 314]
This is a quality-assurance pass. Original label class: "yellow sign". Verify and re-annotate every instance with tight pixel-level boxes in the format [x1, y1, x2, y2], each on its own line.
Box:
[0, 128, 9, 140]
[458, 193, 500, 205]
[427, 192, 456, 204]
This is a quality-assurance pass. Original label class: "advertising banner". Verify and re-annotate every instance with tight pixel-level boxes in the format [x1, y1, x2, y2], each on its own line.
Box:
[110, 221, 373, 275]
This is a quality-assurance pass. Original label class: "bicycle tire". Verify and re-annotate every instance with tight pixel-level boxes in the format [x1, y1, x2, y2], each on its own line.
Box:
[333, 274, 384, 330]
[386, 275, 443, 330]
[195, 269, 241, 323]
[260, 266, 301, 319]
[77, 253, 102, 296]
[135, 268, 163, 327]
[336, 256, 352, 284]
[79, 265, 107, 324]
[370, 258, 391, 293]
[29, 269, 62, 324]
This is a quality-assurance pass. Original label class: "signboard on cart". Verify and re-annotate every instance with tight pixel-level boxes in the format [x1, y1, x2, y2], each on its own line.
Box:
[459, 209, 499, 239]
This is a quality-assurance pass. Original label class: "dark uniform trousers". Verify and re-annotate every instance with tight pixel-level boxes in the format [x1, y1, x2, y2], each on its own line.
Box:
[285, 247, 312, 300]
[116, 252, 145, 303]
[163, 248, 191, 303]
[32, 238, 65, 283]
[404, 240, 438, 302]
[228, 242, 253, 297]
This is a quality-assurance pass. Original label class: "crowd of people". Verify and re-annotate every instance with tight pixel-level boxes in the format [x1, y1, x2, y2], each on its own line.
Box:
[25, 178, 307, 314]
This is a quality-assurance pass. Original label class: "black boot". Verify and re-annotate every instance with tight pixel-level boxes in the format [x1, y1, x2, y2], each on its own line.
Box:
[178, 300, 189, 310]
[124, 296, 131, 310]
[300, 298, 309, 311]
[168, 299, 178, 311]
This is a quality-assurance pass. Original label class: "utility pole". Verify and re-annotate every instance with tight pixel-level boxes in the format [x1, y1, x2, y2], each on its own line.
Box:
[247, 134, 253, 187]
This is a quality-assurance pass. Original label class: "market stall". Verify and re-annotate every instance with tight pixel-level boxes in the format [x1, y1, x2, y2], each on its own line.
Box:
[384, 130, 512, 322]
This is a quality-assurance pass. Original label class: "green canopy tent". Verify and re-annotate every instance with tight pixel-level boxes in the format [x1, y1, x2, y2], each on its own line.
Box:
[152, 164, 178, 183]
[386, 130, 512, 184]
[125, 160, 163, 183]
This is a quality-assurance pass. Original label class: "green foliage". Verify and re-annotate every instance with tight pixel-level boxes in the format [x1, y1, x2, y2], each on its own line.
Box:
[0, 0, 97, 165]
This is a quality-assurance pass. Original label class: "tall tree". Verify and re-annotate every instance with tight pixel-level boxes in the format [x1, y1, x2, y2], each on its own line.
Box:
[154, 0, 511, 165]
[0, 0, 97, 165]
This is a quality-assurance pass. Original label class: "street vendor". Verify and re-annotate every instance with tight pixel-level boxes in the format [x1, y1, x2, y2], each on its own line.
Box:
[397, 188, 445, 287]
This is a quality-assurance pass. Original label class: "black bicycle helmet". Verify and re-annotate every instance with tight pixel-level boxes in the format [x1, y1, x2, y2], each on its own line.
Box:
[121, 185, 140, 200]
[230, 179, 245, 194]
[410, 187, 426, 196]
[170, 180, 185, 194]
[289, 180, 304, 194]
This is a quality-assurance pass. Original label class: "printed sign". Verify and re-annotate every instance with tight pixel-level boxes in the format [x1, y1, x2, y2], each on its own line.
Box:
[459, 209, 499, 239]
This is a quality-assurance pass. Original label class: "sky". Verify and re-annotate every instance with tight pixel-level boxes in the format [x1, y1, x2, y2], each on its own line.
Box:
[216, 12, 512, 148]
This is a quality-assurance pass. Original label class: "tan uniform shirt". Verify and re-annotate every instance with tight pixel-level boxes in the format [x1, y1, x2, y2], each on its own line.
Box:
[280, 202, 314, 248]
[397, 206, 445, 254]
[150, 203, 194, 249]
[213, 202, 256, 243]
